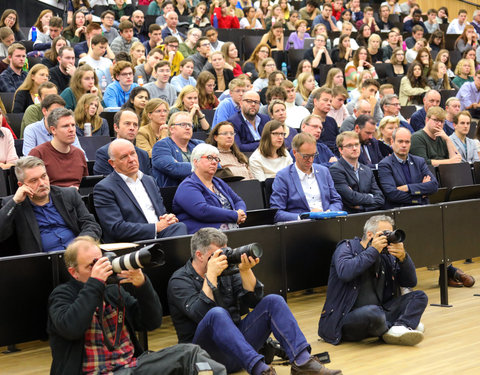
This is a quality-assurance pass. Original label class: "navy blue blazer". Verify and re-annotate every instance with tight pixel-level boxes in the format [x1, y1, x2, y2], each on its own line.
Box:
[290, 142, 335, 168]
[320, 116, 339, 154]
[378, 153, 438, 208]
[94, 172, 171, 242]
[270, 163, 343, 222]
[151, 137, 203, 188]
[227, 112, 270, 152]
[172, 173, 247, 234]
[358, 138, 384, 167]
[93, 142, 151, 176]
[400, 120, 415, 133]
[410, 108, 426, 132]
[161, 28, 186, 41]
[329, 158, 385, 213]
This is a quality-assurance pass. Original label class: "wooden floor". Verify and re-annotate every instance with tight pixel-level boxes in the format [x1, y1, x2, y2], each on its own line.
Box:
[2, 259, 480, 375]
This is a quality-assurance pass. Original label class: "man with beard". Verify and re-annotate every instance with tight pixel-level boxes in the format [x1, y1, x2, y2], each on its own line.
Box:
[354, 114, 384, 167]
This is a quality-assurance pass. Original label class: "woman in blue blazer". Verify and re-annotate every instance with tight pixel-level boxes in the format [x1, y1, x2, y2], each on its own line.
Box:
[172, 143, 247, 234]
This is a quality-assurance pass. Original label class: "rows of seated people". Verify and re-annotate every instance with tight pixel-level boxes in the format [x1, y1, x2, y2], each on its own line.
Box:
[1, 1, 480, 271]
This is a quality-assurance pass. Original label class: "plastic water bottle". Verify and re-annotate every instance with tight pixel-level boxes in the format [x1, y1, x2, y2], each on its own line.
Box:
[281, 62, 288, 77]
[101, 76, 107, 93]
[213, 13, 219, 28]
[137, 75, 144, 86]
[31, 26, 37, 42]
[84, 122, 92, 137]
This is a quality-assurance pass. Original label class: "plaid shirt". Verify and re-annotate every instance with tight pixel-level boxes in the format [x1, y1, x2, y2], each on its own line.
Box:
[82, 302, 137, 374]
[0, 66, 27, 93]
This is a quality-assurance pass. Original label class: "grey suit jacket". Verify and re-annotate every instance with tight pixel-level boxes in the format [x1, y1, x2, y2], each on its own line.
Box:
[449, 133, 480, 163]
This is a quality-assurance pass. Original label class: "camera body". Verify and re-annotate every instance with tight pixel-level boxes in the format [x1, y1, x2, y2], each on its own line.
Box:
[219, 243, 263, 276]
[381, 229, 406, 255]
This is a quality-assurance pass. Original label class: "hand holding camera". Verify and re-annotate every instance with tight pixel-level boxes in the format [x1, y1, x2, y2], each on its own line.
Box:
[386, 242, 406, 262]
[238, 253, 260, 273]
[91, 257, 113, 283]
[207, 249, 229, 278]
[118, 269, 145, 287]
[371, 231, 389, 253]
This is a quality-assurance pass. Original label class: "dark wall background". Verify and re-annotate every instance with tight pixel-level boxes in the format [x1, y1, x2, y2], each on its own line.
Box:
[0, 0, 65, 27]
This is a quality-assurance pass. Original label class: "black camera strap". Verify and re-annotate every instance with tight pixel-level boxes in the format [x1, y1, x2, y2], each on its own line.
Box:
[98, 285, 126, 352]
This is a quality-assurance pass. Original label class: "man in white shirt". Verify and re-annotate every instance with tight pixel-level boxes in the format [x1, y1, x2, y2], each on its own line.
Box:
[447, 9, 469, 34]
[79, 35, 113, 85]
[94, 138, 187, 242]
[281, 80, 310, 129]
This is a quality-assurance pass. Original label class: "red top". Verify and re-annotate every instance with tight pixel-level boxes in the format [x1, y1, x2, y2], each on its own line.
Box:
[232, 63, 243, 77]
[2, 117, 17, 140]
[211, 8, 240, 29]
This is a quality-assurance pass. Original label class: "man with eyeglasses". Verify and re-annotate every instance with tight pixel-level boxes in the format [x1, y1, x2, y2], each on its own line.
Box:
[143, 60, 177, 106]
[191, 36, 212, 78]
[94, 109, 151, 176]
[410, 106, 462, 166]
[329, 131, 384, 213]
[94, 139, 187, 242]
[380, 94, 414, 133]
[152, 111, 203, 187]
[163, 36, 184, 76]
[103, 61, 139, 108]
[213, 78, 247, 126]
[100, 10, 119, 44]
[354, 114, 384, 167]
[295, 114, 337, 167]
[410, 90, 441, 132]
[270, 132, 343, 222]
[228, 90, 270, 152]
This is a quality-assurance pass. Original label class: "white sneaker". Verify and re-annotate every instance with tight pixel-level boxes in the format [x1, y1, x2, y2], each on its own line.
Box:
[415, 322, 425, 333]
[382, 325, 424, 346]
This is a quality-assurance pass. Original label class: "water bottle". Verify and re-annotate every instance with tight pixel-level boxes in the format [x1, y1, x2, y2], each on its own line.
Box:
[84, 122, 92, 137]
[213, 13, 219, 28]
[137, 75, 144, 86]
[281, 62, 288, 77]
[101, 76, 107, 93]
[31, 26, 37, 42]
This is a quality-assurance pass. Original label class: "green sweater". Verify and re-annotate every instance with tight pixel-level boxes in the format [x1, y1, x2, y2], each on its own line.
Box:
[21, 103, 42, 137]
[410, 130, 449, 165]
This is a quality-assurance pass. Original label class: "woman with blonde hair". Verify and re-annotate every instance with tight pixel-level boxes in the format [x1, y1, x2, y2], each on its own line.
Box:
[61, 64, 101, 110]
[29, 10, 53, 41]
[435, 49, 455, 78]
[74, 93, 109, 137]
[242, 43, 271, 81]
[197, 71, 219, 110]
[169, 85, 210, 132]
[324, 68, 345, 89]
[260, 21, 284, 51]
[137, 98, 170, 156]
[376, 116, 399, 157]
[452, 58, 474, 88]
[12, 64, 50, 113]
[129, 41, 146, 67]
[367, 33, 383, 64]
[252, 57, 277, 92]
[296, 72, 316, 105]
[427, 62, 458, 91]
[221, 42, 243, 77]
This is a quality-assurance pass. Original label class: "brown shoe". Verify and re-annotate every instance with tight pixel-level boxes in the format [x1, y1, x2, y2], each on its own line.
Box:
[262, 366, 277, 375]
[455, 269, 475, 287]
[291, 356, 343, 375]
[448, 277, 464, 287]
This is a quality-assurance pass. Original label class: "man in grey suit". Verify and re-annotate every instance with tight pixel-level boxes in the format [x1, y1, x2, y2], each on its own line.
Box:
[339, 100, 372, 132]
[0, 156, 101, 255]
[449, 111, 480, 163]
[329, 131, 385, 213]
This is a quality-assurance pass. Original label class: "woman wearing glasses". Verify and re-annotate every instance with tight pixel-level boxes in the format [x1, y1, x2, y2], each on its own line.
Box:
[206, 121, 254, 180]
[173, 143, 247, 234]
[249, 120, 293, 181]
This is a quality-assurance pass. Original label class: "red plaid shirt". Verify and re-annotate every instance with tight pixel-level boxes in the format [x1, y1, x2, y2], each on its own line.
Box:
[82, 302, 137, 374]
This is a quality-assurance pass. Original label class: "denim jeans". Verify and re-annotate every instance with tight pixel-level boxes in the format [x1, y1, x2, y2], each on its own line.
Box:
[192, 294, 310, 373]
[341, 290, 428, 342]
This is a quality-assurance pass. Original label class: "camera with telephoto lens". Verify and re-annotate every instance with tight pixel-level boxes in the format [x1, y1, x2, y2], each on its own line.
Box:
[381, 229, 406, 254]
[97, 243, 166, 284]
[220, 243, 263, 276]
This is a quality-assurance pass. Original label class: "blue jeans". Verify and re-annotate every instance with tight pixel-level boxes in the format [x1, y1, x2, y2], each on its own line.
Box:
[341, 290, 428, 342]
[192, 294, 310, 374]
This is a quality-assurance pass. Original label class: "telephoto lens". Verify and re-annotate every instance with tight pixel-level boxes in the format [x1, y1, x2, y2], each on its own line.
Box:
[223, 243, 263, 265]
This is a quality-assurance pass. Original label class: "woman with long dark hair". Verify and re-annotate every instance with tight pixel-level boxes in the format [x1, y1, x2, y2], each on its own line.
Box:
[0, 10, 25, 41]
[41, 37, 68, 69]
[62, 10, 87, 44]
[399, 62, 430, 106]
[121, 86, 150, 119]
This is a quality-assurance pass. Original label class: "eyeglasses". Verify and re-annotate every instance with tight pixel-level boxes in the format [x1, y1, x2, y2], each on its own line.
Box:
[218, 131, 236, 136]
[428, 117, 443, 125]
[271, 132, 287, 137]
[201, 155, 221, 162]
[341, 143, 360, 149]
[243, 99, 260, 105]
[387, 102, 401, 107]
[297, 152, 319, 161]
[173, 122, 194, 128]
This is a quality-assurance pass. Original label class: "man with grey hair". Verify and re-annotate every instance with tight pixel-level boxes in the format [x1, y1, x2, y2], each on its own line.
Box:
[93, 139, 187, 242]
[29, 108, 88, 188]
[380, 94, 414, 133]
[318, 214, 428, 346]
[339, 99, 372, 133]
[0, 156, 101, 255]
[410, 90, 441, 132]
[152, 111, 203, 187]
[168, 227, 343, 375]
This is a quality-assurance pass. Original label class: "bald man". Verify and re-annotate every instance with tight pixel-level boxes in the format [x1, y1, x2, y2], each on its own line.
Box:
[93, 139, 187, 242]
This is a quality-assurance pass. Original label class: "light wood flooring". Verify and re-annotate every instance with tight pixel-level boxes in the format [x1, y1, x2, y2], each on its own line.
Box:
[2, 259, 480, 375]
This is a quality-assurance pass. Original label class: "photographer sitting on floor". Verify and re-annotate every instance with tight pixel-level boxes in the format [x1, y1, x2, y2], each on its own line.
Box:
[168, 227, 342, 375]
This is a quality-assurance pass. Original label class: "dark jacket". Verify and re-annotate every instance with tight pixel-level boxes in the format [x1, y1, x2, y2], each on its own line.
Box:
[227, 111, 270, 152]
[93, 142, 151, 176]
[207, 67, 234, 91]
[318, 237, 418, 344]
[329, 158, 385, 213]
[48, 276, 162, 375]
[358, 138, 384, 167]
[0, 186, 101, 255]
[377, 153, 438, 208]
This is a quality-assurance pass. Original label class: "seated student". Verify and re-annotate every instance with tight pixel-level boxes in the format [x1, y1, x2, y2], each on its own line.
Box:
[344, 46, 377, 92]
[137, 98, 170, 157]
[74, 22, 107, 60]
[179, 28, 202, 59]
[169, 86, 210, 132]
[78, 34, 113, 86]
[328, 86, 349, 127]
[409, 90, 441, 132]
[49, 47, 76, 94]
[210, 0, 240, 29]
[207, 51, 235, 94]
[103, 61, 139, 108]
[190, 36, 211, 79]
[213, 78, 247, 126]
[0, 9, 25, 41]
[94, 139, 187, 242]
[93, 109, 151, 176]
[318, 214, 428, 346]
[21, 83, 58, 137]
[172, 143, 246, 234]
[267, 99, 298, 150]
[171, 58, 197, 93]
[66, 0, 94, 25]
[62, 10, 87, 45]
[198, 71, 220, 110]
[152, 111, 203, 187]
[60, 64, 102, 111]
[311, 87, 339, 154]
[41, 36, 68, 69]
[74, 93, 109, 137]
[99, 10, 119, 44]
[449, 111, 480, 163]
[143, 24, 163, 56]
[33, 16, 64, 52]
[0, 26, 15, 58]
[452, 58, 474, 89]
[0, 43, 27, 93]
[12, 64, 49, 113]
[121, 86, 150, 120]
[456, 69, 480, 118]
[221, 42, 243, 78]
[0, 156, 101, 255]
[404, 9, 427, 33]
[330, 131, 384, 213]
[346, 78, 383, 123]
[249, 120, 293, 181]
[111, 20, 140, 54]
[0, 109, 18, 169]
[109, 0, 134, 22]
[399, 62, 431, 108]
[162, 36, 184, 76]
[143, 61, 177, 107]
[135, 48, 164, 84]
[270, 132, 342, 222]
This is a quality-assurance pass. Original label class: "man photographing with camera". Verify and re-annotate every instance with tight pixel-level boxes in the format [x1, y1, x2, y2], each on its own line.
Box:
[48, 236, 225, 375]
[318, 215, 428, 346]
[168, 228, 342, 375]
